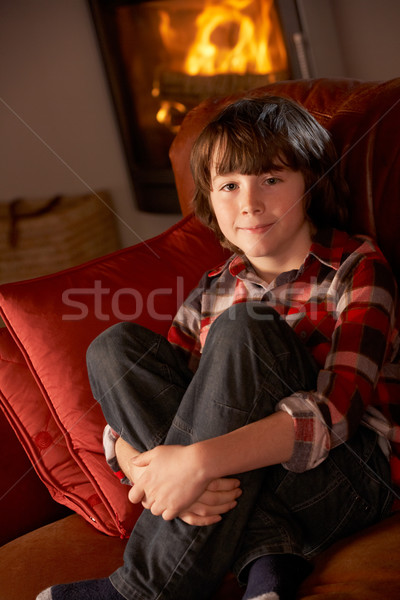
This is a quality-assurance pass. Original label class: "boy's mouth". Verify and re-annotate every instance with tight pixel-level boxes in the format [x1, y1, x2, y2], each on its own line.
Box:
[238, 223, 274, 233]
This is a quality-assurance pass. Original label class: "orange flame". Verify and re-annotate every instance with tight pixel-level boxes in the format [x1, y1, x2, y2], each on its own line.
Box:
[155, 0, 288, 128]
[185, 0, 285, 75]
[158, 0, 287, 76]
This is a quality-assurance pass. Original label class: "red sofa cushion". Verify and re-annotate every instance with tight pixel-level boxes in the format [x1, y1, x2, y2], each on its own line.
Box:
[0, 215, 227, 537]
[0, 331, 71, 545]
[0, 326, 112, 535]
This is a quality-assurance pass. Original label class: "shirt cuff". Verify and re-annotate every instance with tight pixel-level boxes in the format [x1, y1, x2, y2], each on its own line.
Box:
[277, 392, 330, 472]
[103, 424, 131, 485]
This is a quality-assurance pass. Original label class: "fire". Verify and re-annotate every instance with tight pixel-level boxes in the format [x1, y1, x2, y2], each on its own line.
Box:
[156, 99, 187, 133]
[154, 0, 288, 129]
[184, 0, 286, 76]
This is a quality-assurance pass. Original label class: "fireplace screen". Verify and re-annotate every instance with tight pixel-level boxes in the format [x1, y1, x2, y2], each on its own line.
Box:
[90, 0, 291, 212]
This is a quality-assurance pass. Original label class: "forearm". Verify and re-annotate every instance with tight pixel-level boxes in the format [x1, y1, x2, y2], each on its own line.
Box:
[115, 410, 294, 485]
[191, 410, 295, 481]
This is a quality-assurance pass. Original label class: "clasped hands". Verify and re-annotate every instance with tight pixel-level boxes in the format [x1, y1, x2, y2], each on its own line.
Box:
[127, 444, 242, 526]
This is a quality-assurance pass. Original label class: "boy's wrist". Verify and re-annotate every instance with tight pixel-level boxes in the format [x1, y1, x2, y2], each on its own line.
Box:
[189, 438, 226, 483]
[188, 441, 217, 483]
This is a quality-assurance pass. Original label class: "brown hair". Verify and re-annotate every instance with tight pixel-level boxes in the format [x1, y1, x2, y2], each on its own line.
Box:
[190, 95, 348, 250]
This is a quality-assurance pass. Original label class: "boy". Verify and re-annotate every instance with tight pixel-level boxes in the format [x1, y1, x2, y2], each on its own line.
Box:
[37, 96, 400, 600]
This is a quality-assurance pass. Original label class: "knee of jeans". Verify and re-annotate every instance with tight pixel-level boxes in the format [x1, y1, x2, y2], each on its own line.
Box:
[209, 303, 279, 341]
[86, 321, 138, 372]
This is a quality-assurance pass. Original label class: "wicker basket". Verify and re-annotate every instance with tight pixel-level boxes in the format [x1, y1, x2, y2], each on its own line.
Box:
[0, 191, 121, 284]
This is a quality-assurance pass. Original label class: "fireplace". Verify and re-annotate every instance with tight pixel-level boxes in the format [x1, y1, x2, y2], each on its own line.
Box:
[89, 0, 341, 213]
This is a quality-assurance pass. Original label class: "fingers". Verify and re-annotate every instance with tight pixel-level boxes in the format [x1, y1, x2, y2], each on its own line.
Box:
[179, 497, 238, 525]
[206, 477, 241, 492]
[199, 485, 242, 507]
[129, 476, 242, 524]
[179, 512, 223, 526]
[177, 478, 242, 526]
[128, 484, 145, 505]
[178, 494, 240, 526]
[195, 498, 239, 515]
[131, 451, 150, 467]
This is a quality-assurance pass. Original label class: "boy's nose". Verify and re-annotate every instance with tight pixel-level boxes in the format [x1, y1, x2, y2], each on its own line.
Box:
[240, 192, 264, 215]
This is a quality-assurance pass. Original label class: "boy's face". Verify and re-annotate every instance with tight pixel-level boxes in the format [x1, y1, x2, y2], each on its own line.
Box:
[209, 163, 313, 281]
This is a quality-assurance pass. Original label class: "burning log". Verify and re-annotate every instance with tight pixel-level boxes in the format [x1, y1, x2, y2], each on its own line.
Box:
[154, 69, 290, 105]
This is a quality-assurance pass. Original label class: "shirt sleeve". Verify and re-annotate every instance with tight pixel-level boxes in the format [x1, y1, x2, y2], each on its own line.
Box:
[277, 242, 398, 473]
[103, 425, 131, 485]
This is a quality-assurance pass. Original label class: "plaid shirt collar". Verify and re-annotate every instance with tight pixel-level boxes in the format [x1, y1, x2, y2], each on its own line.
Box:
[208, 228, 350, 281]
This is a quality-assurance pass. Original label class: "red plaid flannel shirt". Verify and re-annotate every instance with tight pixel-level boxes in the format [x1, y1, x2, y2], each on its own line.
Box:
[168, 229, 400, 495]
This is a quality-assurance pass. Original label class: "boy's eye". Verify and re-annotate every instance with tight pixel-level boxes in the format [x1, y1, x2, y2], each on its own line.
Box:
[221, 182, 238, 191]
[265, 177, 279, 185]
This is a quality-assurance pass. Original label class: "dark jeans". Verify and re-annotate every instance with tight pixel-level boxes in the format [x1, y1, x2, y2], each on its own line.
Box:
[87, 304, 393, 600]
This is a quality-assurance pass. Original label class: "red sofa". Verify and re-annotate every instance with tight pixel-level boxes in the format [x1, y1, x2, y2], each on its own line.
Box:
[1, 78, 400, 600]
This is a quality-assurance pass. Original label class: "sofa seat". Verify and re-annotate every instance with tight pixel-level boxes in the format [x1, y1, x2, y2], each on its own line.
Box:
[0, 514, 127, 600]
[1, 511, 399, 600]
